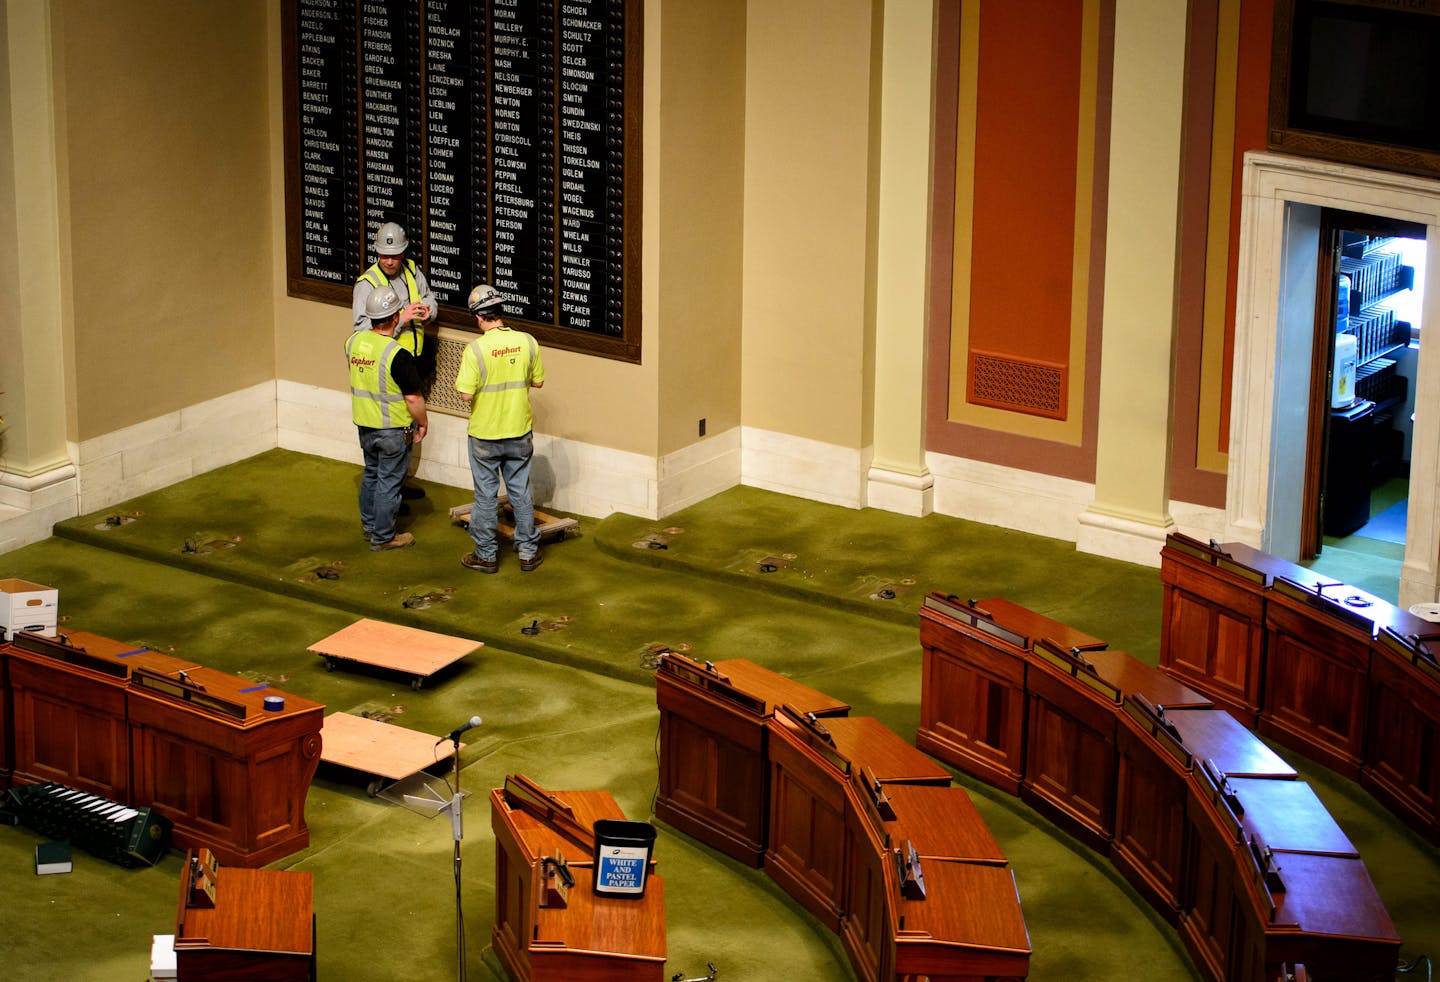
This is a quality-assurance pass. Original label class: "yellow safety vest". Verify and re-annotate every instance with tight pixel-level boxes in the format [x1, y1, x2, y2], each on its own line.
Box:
[345, 329, 413, 429]
[358, 259, 425, 357]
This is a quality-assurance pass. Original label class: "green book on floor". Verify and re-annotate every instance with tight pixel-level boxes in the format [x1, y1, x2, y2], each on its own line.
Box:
[34, 840, 72, 875]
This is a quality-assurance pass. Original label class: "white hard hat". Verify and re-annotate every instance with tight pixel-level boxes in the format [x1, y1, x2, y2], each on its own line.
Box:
[365, 286, 404, 320]
[467, 283, 506, 314]
[373, 222, 408, 256]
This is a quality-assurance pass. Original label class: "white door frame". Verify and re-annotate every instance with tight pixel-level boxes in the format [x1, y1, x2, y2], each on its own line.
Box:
[1227, 152, 1440, 608]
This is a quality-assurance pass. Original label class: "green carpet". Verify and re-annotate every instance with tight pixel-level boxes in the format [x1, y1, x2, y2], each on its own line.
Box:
[3, 448, 1434, 980]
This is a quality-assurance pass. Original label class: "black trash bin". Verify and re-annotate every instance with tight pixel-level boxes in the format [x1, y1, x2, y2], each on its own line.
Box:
[591, 819, 657, 899]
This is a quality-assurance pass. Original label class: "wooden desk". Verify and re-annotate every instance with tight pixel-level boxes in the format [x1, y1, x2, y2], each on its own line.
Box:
[1363, 630, 1440, 842]
[766, 709, 951, 931]
[2, 632, 196, 802]
[654, 654, 847, 866]
[173, 853, 315, 981]
[1113, 696, 1194, 919]
[1256, 851, 1399, 982]
[1160, 535, 1270, 724]
[919, 593, 1100, 794]
[1262, 577, 1378, 779]
[841, 769, 1025, 982]
[889, 861, 1031, 982]
[490, 776, 665, 982]
[128, 665, 324, 867]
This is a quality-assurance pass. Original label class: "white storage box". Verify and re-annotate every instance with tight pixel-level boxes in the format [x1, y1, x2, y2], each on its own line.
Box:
[0, 578, 59, 641]
[149, 934, 177, 981]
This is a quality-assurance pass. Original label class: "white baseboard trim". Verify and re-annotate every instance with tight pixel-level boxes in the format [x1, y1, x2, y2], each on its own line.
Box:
[0, 461, 79, 554]
[927, 451, 1094, 541]
[1076, 507, 1176, 568]
[866, 464, 934, 517]
[277, 379, 733, 521]
[658, 427, 741, 516]
[741, 427, 866, 508]
[74, 382, 279, 514]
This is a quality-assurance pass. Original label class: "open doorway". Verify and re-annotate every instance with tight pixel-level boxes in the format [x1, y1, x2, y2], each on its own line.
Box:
[1301, 210, 1427, 600]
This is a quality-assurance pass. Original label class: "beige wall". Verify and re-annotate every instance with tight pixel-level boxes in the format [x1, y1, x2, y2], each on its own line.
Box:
[58, 0, 273, 441]
[741, 0, 880, 451]
[0, 4, 18, 444]
[653, 0, 746, 456]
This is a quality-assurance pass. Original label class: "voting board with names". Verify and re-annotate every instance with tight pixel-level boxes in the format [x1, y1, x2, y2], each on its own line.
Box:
[285, 0, 640, 360]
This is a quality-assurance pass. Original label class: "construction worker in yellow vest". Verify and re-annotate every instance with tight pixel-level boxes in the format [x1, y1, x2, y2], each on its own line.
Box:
[352, 222, 435, 502]
[456, 284, 546, 573]
[346, 286, 429, 551]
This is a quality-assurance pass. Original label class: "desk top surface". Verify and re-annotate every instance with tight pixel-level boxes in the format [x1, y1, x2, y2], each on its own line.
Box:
[892, 862, 1031, 955]
[176, 867, 314, 955]
[533, 867, 667, 960]
[976, 597, 1106, 651]
[881, 784, 1006, 863]
[1166, 708, 1296, 778]
[1229, 777, 1357, 857]
[1086, 650, 1212, 708]
[819, 716, 952, 784]
[1267, 852, 1399, 941]
[715, 658, 850, 716]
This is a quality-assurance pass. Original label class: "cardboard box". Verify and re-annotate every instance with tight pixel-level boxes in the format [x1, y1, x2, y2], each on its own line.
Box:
[0, 578, 59, 641]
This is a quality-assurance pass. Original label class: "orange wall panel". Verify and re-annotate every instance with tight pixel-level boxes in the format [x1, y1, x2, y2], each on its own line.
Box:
[968, 0, 1084, 379]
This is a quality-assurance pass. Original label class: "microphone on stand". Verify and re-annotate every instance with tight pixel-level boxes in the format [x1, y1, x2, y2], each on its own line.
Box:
[436, 715, 482, 746]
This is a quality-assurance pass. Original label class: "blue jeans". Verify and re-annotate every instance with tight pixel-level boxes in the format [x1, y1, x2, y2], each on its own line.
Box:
[359, 427, 408, 545]
[467, 432, 539, 561]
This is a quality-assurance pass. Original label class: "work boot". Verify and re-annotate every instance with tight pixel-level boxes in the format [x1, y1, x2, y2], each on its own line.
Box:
[371, 532, 415, 552]
[461, 552, 499, 573]
[519, 552, 544, 572]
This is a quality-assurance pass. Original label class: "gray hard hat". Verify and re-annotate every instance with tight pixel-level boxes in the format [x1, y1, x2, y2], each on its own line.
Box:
[467, 283, 506, 314]
[373, 222, 408, 256]
[365, 286, 404, 320]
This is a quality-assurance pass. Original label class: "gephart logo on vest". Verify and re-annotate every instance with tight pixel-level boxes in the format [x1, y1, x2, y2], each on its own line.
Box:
[490, 344, 522, 360]
[350, 356, 377, 368]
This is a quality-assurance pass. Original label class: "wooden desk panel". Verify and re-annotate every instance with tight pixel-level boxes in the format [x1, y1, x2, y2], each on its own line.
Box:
[918, 602, 1030, 794]
[1113, 704, 1193, 919]
[654, 654, 848, 867]
[128, 666, 323, 868]
[1160, 536, 1269, 724]
[765, 713, 851, 931]
[1258, 852, 1400, 982]
[819, 715, 951, 786]
[842, 776, 1024, 982]
[1023, 648, 1122, 851]
[1228, 778, 1357, 857]
[1086, 649, 1212, 709]
[1262, 595, 1372, 780]
[5, 639, 136, 800]
[1362, 637, 1440, 843]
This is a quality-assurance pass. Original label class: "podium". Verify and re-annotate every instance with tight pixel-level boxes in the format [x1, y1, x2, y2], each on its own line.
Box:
[490, 774, 666, 982]
[172, 849, 315, 982]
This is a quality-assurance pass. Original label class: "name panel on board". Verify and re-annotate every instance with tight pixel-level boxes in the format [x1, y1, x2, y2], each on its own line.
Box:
[283, 0, 640, 362]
